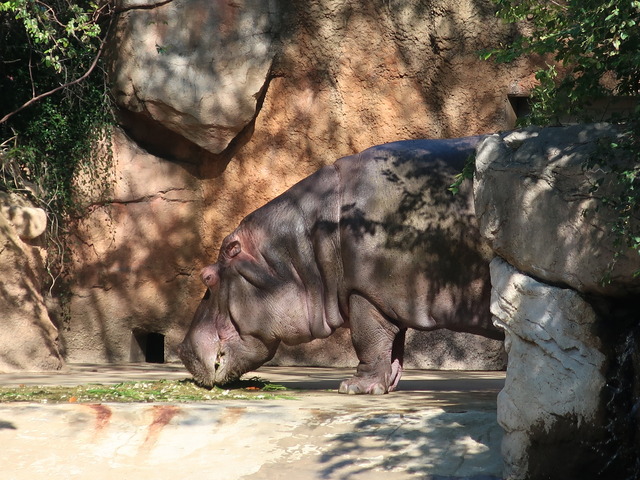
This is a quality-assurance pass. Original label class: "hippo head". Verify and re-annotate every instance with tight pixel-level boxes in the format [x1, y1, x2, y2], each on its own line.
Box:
[178, 225, 324, 387]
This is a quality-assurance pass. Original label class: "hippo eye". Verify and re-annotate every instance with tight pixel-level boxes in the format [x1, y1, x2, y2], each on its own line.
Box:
[202, 289, 211, 300]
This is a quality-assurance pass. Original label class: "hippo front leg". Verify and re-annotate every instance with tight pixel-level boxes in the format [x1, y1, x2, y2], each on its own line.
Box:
[339, 294, 406, 395]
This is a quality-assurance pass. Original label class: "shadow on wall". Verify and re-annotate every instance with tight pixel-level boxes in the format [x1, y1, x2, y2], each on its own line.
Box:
[189, 0, 526, 262]
[63, 128, 207, 363]
[276, 0, 515, 145]
[63, 0, 525, 365]
[112, 0, 523, 182]
[109, 0, 521, 209]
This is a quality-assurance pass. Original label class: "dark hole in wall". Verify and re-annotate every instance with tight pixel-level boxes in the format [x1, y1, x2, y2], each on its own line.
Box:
[145, 332, 165, 363]
[507, 95, 532, 123]
[132, 331, 165, 363]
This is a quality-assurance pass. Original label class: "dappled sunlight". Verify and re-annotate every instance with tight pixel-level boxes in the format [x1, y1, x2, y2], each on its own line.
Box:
[65, 128, 206, 363]
[475, 125, 640, 297]
[315, 406, 502, 479]
[112, 0, 278, 155]
[61, 0, 536, 370]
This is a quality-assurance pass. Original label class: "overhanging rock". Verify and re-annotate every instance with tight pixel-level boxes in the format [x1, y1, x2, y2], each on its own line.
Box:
[111, 0, 279, 155]
[475, 123, 640, 297]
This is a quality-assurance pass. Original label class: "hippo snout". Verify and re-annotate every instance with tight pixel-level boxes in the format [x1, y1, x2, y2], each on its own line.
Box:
[176, 338, 192, 365]
[177, 336, 206, 369]
[177, 328, 230, 387]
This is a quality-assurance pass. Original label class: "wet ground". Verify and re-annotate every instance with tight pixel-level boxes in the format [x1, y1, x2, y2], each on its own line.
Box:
[0, 364, 505, 480]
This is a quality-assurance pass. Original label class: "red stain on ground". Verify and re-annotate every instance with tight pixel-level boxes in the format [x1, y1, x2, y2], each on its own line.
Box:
[218, 407, 247, 426]
[85, 404, 112, 440]
[139, 405, 180, 454]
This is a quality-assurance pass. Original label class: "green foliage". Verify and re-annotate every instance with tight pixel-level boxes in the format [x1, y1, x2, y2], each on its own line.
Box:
[0, 0, 114, 214]
[484, 0, 640, 125]
[484, 0, 640, 278]
[592, 134, 640, 278]
[0, 0, 103, 76]
[1, 0, 115, 287]
[448, 153, 476, 195]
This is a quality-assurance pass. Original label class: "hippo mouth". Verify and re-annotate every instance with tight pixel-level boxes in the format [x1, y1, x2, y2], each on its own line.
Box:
[179, 328, 279, 388]
[200, 351, 233, 386]
[178, 342, 240, 387]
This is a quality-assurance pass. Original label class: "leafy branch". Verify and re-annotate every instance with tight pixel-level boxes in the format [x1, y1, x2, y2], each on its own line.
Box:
[483, 0, 640, 125]
[0, 0, 115, 124]
[1, 0, 117, 291]
[483, 0, 640, 280]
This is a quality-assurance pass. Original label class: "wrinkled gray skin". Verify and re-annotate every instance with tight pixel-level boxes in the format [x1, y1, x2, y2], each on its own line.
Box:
[178, 137, 501, 394]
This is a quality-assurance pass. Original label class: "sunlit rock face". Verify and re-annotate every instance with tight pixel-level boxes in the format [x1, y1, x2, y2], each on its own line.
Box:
[490, 258, 607, 479]
[0, 193, 64, 372]
[478, 125, 640, 480]
[475, 123, 640, 297]
[111, 0, 279, 155]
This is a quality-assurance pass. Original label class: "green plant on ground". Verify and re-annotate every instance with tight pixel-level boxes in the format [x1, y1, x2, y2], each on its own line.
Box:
[0, 378, 295, 403]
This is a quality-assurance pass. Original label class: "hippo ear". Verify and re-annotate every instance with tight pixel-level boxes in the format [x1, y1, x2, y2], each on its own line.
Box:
[225, 240, 241, 258]
[201, 264, 220, 287]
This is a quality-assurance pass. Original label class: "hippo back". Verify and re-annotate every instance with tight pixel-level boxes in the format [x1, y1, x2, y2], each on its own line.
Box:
[335, 137, 496, 337]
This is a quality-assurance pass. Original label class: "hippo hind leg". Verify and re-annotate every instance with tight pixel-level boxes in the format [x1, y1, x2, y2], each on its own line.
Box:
[339, 294, 406, 395]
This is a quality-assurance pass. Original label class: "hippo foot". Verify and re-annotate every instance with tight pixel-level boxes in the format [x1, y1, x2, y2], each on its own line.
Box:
[338, 376, 390, 395]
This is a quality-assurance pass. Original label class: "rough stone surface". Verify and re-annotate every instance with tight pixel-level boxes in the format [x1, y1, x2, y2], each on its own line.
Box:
[0, 195, 63, 372]
[475, 124, 640, 297]
[111, 0, 279, 154]
[65, 128, 205, 363]
[490, 257, 607, 480]
[65, 0, 538, 365]
[274, 328, 506, 370]
[0, 192, 47, 240]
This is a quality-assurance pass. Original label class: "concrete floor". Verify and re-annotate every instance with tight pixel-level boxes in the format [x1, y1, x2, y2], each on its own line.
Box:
[0, 364, 505, 480]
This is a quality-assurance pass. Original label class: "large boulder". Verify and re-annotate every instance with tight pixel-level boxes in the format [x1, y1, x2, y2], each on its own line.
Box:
[0, 193, 64, 372]
[111, 0, 279, 155]
[0, 192, 47, 240]
[475, 124, 640, 297]
[479, 126, 640, 479]
[490, 258, 608, 479]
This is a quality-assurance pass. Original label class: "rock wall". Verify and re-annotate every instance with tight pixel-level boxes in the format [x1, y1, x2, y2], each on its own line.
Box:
[65, 130, 204, 362]
[62, 0, 539, 366]
[475, 125, 640, 479]
[0, 192, 64, 372]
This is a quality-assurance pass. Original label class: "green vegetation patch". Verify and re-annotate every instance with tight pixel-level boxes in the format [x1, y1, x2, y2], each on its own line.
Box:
[0, 378, 294, 404]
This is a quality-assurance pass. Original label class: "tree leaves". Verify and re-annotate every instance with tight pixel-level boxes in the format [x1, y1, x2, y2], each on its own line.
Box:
[486, 0, 640, 279]
[488, 0, 640, 124]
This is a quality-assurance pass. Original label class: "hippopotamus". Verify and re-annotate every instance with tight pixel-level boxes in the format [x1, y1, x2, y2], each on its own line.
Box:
[178, 136, 501, 394]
